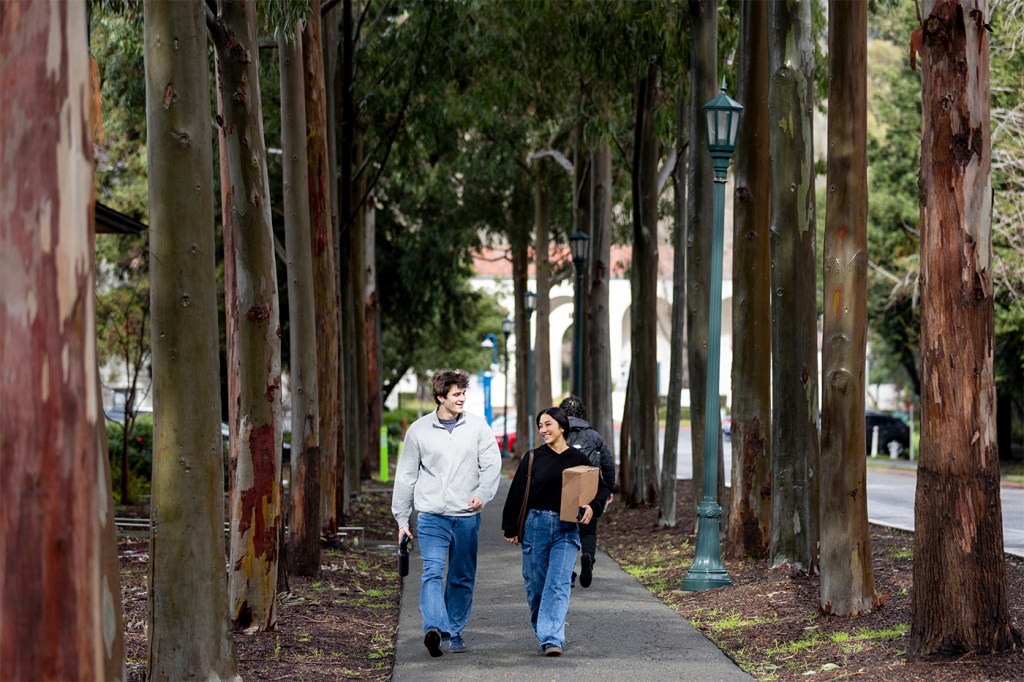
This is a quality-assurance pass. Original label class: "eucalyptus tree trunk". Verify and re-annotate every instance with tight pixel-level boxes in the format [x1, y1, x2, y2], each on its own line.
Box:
[768, 0, 820, 573]
[365, 196, 382, 476]
[588, 141, 616, 451]
[303, 1, 341, 535]
[323, 0, 345, 520]
[533, 163, 552, 419]
[574, 121, 592, 404]
[660, 83, 688, 528]
[0, 4, 122, 677]
[353, 139, 370, 479]
[687, 0, 723, 513]
[143, 1, 239, 678]
[280, 24, 322, 577]
[911, 0, 1021, 657]
[625, 62, 661, 508]
[512, 231, 531, 446]
[212, 0, 285, 632]
[820, 0, 874, 616]
[337, 0, 355, 517]
[728, 0, 772, 559]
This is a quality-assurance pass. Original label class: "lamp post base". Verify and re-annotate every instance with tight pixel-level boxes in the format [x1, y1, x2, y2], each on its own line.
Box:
[681, 500, 732, 591]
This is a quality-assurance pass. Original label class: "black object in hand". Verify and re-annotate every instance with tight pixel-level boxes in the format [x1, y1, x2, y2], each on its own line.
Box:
[576, 506, 585, 522]
[398, 536, 410, 577]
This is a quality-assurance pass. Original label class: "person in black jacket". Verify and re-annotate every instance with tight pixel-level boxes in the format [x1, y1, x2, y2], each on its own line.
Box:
[559, 395, 616, 588]
[501, 407, 611, 656]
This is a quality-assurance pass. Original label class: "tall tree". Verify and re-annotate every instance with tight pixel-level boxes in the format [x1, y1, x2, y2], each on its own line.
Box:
[768, 0, 820, 573]
[143, 1, 239, 678]
[819, 0, 874, 615]
[687, 0, 723, 513]
[660, 79, 688, 528]
[728, 0, 772, 559]
[533, 160, 553, 420]
[281, 22, 322, 577]
[910, 0, 1021, 657]
[302, 0, 341, 536]
[1, 3, 123, 678]
[626, 61, 662, 507]
[587, 139, 616, 456]
[210, 0, 285, 632]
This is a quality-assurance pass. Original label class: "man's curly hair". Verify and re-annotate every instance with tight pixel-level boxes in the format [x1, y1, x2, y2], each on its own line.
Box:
[559, 395, 586, 419]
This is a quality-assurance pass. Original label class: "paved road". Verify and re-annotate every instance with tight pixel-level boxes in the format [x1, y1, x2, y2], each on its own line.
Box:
[866, 466, 1024, 558]
[621, 426, 1024, 558]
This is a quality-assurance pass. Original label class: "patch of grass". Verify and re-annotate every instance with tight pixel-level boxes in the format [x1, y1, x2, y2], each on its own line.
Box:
[297, 631, 312, 644]
[706, 612, 775, 633]
[855, 624, 909, 640]
[889, 546, 913, 560]
[367, 628, 395, 660]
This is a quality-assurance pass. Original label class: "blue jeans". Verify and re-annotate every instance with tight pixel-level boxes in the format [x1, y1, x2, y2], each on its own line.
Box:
[521, 509, 580, 649]
[416, 513, 481, 637]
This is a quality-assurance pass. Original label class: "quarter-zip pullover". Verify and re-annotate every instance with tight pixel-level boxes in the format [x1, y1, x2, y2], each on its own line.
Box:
[392, 409, 502, 529]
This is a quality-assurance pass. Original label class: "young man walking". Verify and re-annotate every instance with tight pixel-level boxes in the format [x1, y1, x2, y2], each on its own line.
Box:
[559, 395, 616, 588]
[392, 370, 502, 657]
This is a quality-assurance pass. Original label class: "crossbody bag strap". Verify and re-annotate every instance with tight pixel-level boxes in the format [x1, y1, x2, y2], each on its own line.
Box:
[516, 450, 535, 539]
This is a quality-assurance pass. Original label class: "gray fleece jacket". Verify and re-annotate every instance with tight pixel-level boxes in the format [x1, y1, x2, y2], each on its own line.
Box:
[391, 409, 502, 530]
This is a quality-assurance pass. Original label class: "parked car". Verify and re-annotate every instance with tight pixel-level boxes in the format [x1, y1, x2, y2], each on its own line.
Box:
[865, 410, 910, 458]
[491, 413, 517, 456]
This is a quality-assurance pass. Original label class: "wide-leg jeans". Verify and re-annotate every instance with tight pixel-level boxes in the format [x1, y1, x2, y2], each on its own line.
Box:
[416, 512, 481, 638]
[521, 509, 580, 649]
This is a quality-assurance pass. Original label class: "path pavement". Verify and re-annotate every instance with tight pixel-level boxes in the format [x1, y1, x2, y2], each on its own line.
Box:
[391, 477, 752, 681]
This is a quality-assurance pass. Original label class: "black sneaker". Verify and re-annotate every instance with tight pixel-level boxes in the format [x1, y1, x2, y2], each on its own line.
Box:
[542, 643, 563, 656]
[424, 628, 444, 657]
[580, 553, 593, 588]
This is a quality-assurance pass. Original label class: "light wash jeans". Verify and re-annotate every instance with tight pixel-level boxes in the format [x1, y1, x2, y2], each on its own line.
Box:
[416, 513, 481, 638]
[521, 509, 580, 649]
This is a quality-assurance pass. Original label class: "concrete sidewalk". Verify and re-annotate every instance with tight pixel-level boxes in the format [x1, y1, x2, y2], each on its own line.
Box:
[391, 477, 752, 681]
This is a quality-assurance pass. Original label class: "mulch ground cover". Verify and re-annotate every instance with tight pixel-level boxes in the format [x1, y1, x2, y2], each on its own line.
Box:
[119, 475, 1023, 681]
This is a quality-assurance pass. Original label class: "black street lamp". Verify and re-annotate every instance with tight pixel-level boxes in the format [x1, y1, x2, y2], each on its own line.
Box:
[524, 290, 537, 450]
[682, 80, 742, 592]
[501, 316, 513, 457]
[569, 231, 590, 397]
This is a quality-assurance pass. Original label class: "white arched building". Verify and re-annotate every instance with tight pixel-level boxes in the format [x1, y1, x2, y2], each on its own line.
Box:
[464, 241, 733, 425]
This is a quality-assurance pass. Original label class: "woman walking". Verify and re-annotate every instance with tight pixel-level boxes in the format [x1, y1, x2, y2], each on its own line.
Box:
[501, 407, 611, 656]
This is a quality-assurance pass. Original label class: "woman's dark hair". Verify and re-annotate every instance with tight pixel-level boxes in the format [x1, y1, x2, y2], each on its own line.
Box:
[536, 406, 570, 438]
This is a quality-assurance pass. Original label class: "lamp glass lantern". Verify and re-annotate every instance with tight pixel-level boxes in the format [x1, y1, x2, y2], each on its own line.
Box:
[569, 231, 590, 265]
[703, 80, 743, 167]
[524, 290, 537, 315]
[569, 231, 590, 397]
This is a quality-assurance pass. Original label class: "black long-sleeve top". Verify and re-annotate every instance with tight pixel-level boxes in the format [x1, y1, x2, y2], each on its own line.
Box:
[501, 443, 612, 538]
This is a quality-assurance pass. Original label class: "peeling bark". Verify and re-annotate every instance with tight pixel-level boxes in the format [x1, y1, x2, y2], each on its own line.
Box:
[280, 23, 322, 577]
[820, 0, 875, 616]
[212, 0, 284, 632]
[768, 0, 820, 573]
[911, 0, 1021, 657]
[1, 3, 122, 677]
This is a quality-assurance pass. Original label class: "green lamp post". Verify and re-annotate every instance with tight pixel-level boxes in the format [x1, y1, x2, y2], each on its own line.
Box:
[524, 291, 537, 449]
[682, 80, 742, 591]
[569, 231, 590, 398]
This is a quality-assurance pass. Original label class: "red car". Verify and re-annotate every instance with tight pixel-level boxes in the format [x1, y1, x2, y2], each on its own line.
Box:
[492, 414, 517, 455]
